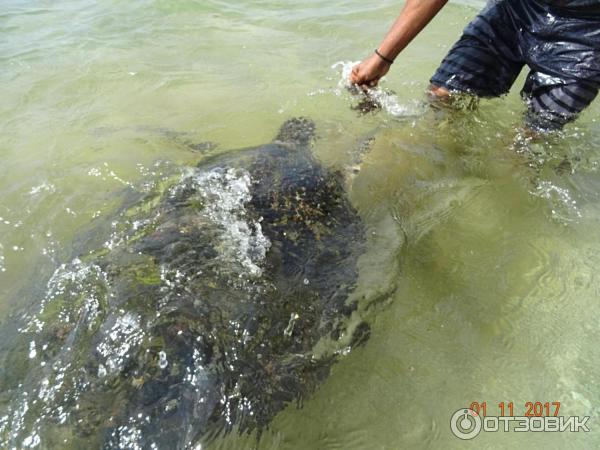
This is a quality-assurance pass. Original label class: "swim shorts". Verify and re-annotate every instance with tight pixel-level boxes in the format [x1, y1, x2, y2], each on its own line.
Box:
[430, 0, 600, 131]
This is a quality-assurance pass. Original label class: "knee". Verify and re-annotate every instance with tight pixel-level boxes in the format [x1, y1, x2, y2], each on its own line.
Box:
[426, 84, 479, 110]
[428, 84, 451, 99]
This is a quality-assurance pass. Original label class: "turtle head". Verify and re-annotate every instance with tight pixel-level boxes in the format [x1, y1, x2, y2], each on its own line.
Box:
[274, 117, 316, 147]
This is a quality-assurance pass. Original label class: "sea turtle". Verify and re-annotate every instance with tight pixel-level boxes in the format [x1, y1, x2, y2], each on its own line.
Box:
[0, 118, 369, 449]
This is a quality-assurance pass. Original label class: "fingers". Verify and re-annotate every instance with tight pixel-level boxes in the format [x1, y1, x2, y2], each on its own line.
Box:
[349, 65, 362, 84]
[349, 63, 383, 89]
[362, 77, 379, 90]
[349, 59, 385, 89]
[350, 68, 377, 88]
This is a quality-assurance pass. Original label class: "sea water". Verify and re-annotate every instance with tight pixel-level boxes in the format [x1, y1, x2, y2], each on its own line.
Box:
[2, 0, 600, 448]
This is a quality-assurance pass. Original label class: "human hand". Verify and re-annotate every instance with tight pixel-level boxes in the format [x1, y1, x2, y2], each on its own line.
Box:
[349, 53, 391, 88]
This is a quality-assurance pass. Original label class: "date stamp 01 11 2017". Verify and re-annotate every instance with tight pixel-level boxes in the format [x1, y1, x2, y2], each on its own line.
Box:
[450, 401, 591, 440]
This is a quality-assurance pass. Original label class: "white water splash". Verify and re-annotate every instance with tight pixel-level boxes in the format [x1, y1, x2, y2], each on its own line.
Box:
[531, 181, 582, 222]
[185, 347, 210, 390]
[1, 360, 78, 449]
[96, 313, 145, 375]
[112, 424, 143, 450]
[331, 60, 361, 93]
[331, 60, 422, 118]
[173, 167, 271, 277]
[28, 341, 36, 359]
[3, 166, 271, 449]
[22, 432, 40, 448]
[283, 313, 300, 337]
[1, 259, 115, 449]
[28, 183, 55, 196]
[24, 259, 108, 334]
[158, 350, 168, 369]
[87, 162, 134, 188]
[25, 258, 108, 332]
[0, 243, 5, 273]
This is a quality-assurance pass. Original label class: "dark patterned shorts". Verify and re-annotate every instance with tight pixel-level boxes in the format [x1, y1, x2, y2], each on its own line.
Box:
[430, 0, 600, 130]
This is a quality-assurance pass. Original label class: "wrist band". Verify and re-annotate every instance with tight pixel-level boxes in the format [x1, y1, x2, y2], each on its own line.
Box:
[374, 49, 394, 65]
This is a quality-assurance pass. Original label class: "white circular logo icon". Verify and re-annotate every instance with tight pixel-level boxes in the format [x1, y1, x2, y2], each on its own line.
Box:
[450, 408, 482, 440]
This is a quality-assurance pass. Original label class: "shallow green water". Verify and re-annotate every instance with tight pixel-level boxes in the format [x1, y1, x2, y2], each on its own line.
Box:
[2, 0, 600, 449]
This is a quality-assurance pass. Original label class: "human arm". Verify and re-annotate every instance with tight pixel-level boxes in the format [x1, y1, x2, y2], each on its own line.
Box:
[350, 0, 449, 87]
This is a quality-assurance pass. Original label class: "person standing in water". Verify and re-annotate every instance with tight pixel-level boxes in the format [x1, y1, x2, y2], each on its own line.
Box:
[350, 0, 600, 131]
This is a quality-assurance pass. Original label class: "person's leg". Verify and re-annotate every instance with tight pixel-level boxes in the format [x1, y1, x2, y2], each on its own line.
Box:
[522, 77, 599, 132]
[428, 85, 450, 98]
[429, 1, 524, 102]
[510, 0, 600, 131]
[512, 76, 598, 174]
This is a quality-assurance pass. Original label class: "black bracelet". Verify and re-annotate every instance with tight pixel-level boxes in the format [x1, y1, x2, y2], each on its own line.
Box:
[374, 49, 394, 65]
